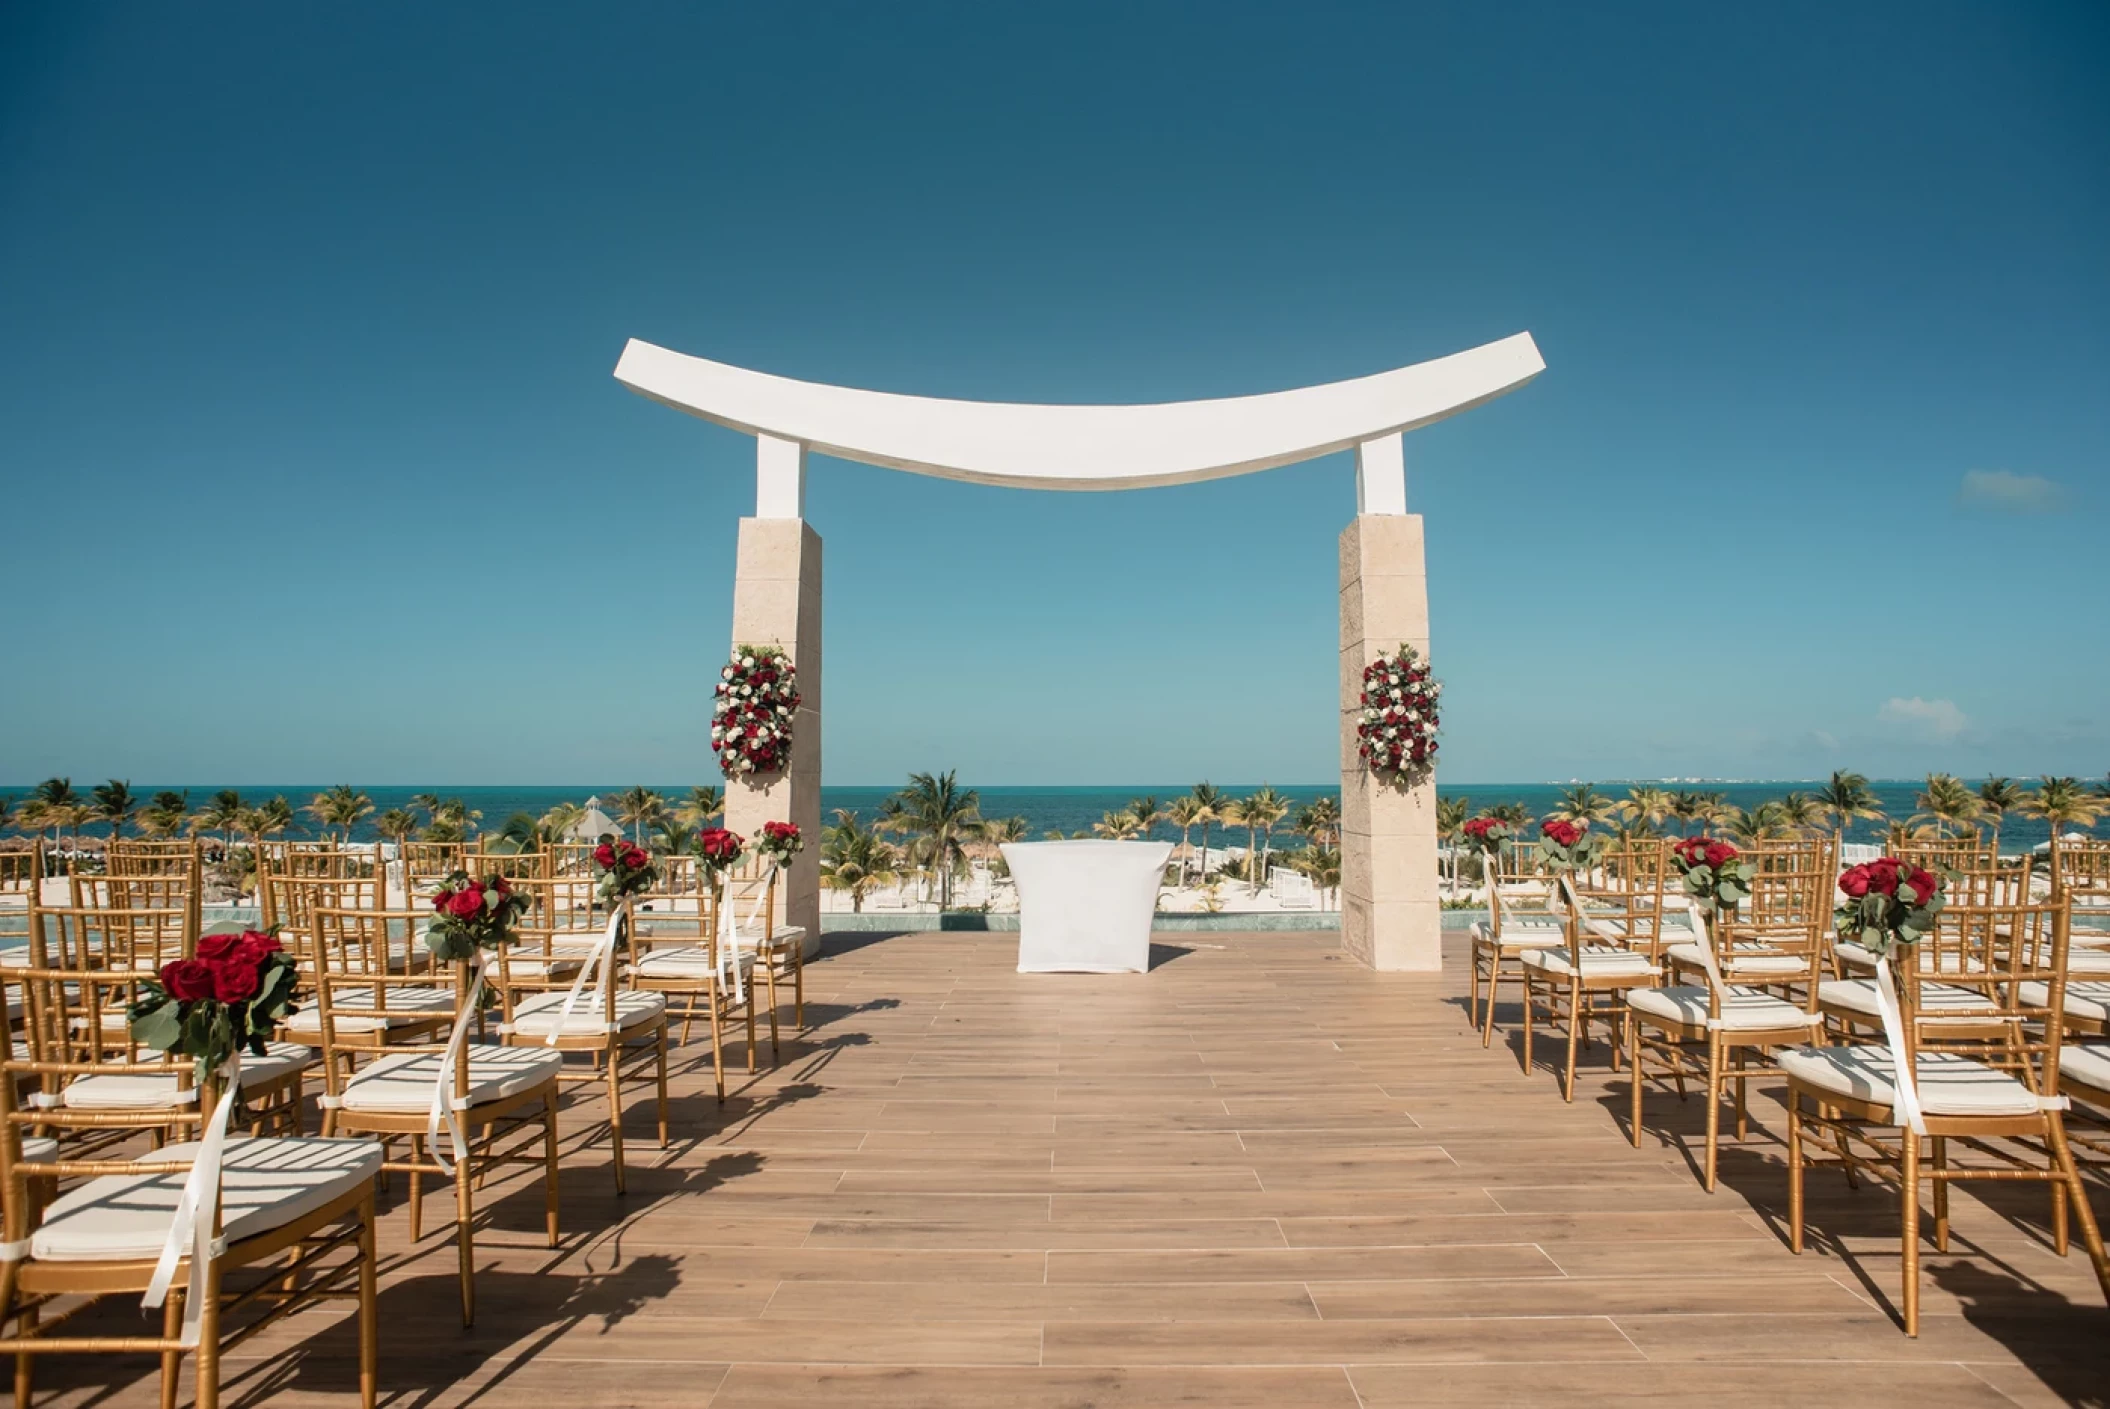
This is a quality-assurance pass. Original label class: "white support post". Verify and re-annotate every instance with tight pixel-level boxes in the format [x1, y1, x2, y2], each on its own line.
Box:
[1355, 433, 1407, 516]
[756, 434, 807, 519]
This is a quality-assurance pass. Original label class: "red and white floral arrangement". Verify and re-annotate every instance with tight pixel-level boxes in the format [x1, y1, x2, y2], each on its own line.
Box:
[756, 820, 803, 868]
[1356, 644, 1441, 779]
[711, 646, 800, 779]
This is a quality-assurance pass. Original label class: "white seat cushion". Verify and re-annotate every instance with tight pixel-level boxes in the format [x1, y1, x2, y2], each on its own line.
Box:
[1818, 978, 1993, 1024]
[1626, 984, 1819, 1031]
[1833, 940, 1983, 975]
[284, 985, 455, 1034]
[1778, 1045, 2042, 1117]
[1520, 945, 1657, 978]
[63, 1043, 316, 1109]
[338, 1045, 563, 1113]
[1663, 940, 1806, 978]
[2068, 948, 2110, 977]
[2018, 980, 2110, 1024]
[634, 945, 752, 980]
[729, 924, 805, 950]
[30, 1136, 382, 1262]
[2061, 1042, 2110, 1098]
[506, 989, 666, 1037]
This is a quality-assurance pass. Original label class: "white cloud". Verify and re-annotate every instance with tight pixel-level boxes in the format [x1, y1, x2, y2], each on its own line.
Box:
[1879, 696, 1967, 740]
[1959, 469, 2062, 513]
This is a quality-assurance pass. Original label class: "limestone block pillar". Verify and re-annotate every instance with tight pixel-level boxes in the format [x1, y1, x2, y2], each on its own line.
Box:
[723, 514, 822, 959]
[1339, 503, 1441, 971]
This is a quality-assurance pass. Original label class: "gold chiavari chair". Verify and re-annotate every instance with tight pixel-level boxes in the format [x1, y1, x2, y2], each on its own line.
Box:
[1517, 875, 1659, 1100]
[104, 839, 200, 878]
[1782, 897, 2110, 1335]
[493, 873, 600, 991]
[0, 1061, 380, 1409]
[399, 841, 468, 905]
[1667, 855, 1829, 993]
[312, 953, 561, 1327]
[719, 855, 807, 1033]
[1469, 882, 1569, 1047]
[286, 906, 455, 1068]
[474, 845, 548, 881]
[494, 905, 669, 1192]
[628, 869, 760, 1101]
[1625, 904, 1825, 1190]
[1896, 836, 1998, 875]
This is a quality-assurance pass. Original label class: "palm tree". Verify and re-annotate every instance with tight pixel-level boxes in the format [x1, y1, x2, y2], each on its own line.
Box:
[1165, 796, 1206, 887]
[0, 795, 13, 836]
[137, 791, 190, 840]
[1778, 792, 1826, 836]
[820, 811, 899, 913]
[28, 779, 77, 844]
[650, 817, 694, 856]
[411, 793, 444, 825]
[538, 801, 585, 842]
[257, 796, 294, 843]
[1667, 789, 1717, 836]
[305, 785, 373, 844]
[90, 779, 138, 840]
[882, 770, 983, 909]
[202, 790, 246, 847]
[1724, 801, 1792, 843]
[1551, 783, 1621, 828]
[2021, 776, 2104, 836]
[675, 786, 724, 828]
[1976, 776, 2029, 853]
[1292, 845, 1343, 910]
[1093, 810, 1142, 840]
[1125, 796, 1162, 841]
[1188, 783, 1226, 884]
[1616, 786, 1674, 840]
[1816, 770, 1883, 846]
[374, 808, 421, 846]
[1251, 787, 1292, 883]
[1436, 795, 1470, 894]
[1912, 773, 1982, 839]
[1295, 794, 1342, 848]
[613, 786, 667, 846]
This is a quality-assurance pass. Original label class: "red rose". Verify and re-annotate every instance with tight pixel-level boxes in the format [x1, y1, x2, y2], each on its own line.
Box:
[196, 932, 243, 962]
[594, 843, 616, 867]
[1839, 865, 1871, 898]
[445, 887, 484, 919]
[161, 959, 215, 1002]
[1905, 868, 1938, 905]
[1704, 841, 1735, 869]
[432, 892, 449, 912]
[623, 845, 648, 869]
[492, 874, 512, 895]
[212, 959, 262, 1003]
[235, 932, 282, 966]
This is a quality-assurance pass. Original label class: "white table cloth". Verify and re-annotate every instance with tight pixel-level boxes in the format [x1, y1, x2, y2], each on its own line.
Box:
[1001, 840, 1171, 973]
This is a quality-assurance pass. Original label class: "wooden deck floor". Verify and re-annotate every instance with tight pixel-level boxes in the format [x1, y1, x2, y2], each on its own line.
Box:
[28, 930, 2110, 1408]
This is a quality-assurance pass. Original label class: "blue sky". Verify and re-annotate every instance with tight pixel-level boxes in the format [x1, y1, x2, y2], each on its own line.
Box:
[2, 2, 2104, 787]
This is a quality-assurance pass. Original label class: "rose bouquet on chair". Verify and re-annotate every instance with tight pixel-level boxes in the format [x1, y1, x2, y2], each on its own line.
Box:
[1835, 857, 1945, 960]
[128, 930, 300, 1096]
[697, 826, 746, 879]
[756, 820, 803, 870]
[1536, 818, 1603, 873]
[593, 839, 658, 906]
[425, 870, 533, 962]
[1670, 835, 1755, 915]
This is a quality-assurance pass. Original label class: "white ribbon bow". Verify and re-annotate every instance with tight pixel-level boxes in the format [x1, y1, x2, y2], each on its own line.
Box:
[1870, 952, 1927, 1137]
[143, 1050, 243, 1347]
[715, 863, 779, 1004]
[425, 948, 488, 1176]
[545, 910, 626, 1045]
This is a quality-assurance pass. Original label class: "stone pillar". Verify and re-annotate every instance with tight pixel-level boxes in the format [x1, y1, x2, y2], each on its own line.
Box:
[1339, 497, 1440, 971]
[724, 515, 823, 959]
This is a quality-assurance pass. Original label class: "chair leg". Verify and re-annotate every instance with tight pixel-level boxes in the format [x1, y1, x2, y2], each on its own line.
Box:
[160, 1289, 182, 1409]
[1704, 1033, 1723, 1193]
[1469, 945, 1485, 1031]
[1931, 1135, 1950, 1253]
[655, 1025, 670, 1148]
[407, 1136, 424, 1241]
[1901, 1131, 1921, 1337]
[1562, 981, 1582, 1102]
[1480, 959, 1502, 1048]
[544, 1088, 562, 1248]
[763, 958, 780, 1061]
[792, 940, 804, 1028]
[709, 988, 727, 1101]
[605, 1043, 628, 1195]
[455, 1145, 477, 1328]
[358, 1194, 379, 1409]
[2046, 1112, 2110, 1308]
[1519, 973, 1535, 1075]
[745, 994, 757, 1073]
[1627, 1012, 1644, 1147]
[1733, 1046, 1749, 1142]
[195, 1259, 223, 1409]
[1788, 1098, 1805, 1253]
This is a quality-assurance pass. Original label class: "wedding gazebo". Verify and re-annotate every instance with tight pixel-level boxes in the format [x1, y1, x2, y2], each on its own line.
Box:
[613, 333, 1544, 969]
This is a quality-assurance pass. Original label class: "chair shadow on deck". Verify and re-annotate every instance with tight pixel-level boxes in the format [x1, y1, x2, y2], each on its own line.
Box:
[1147, 942, 1193, 970]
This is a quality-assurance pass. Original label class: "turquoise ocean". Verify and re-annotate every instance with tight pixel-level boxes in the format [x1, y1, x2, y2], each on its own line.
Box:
[9, 783, 2101, 853]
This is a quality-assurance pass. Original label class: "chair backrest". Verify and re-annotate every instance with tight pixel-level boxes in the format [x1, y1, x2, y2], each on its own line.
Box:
[262, 864, 386, 947]
[105, 839, 200, 877]
[2050, 838, 2110, 901]
[309, 900, 424, 980]
[400, 841, 469, 899]
[1895, 897, 2071, 1102]
[1898, 837, 1997, 874]
[1942, 861, 2031, 907]
[12, 960, 196, 1141]
[713, 856, 780, 937]
[0, 849, 36, 900]
[29, 881, 192, 974]
[476, 846, 549, 881]
[1572, 846, 1666, 955]
[310, 945, 476, 1106]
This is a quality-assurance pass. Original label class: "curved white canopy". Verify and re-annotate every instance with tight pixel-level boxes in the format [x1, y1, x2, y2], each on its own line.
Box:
[613, 332, 1543, 491]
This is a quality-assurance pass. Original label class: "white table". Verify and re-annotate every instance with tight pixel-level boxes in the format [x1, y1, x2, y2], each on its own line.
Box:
[1001, 840, 1172, 973]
